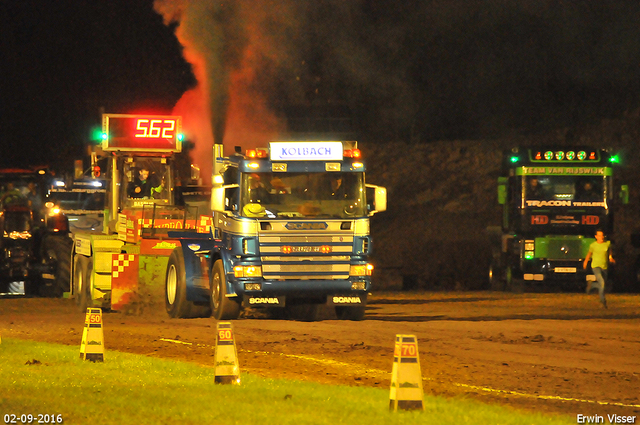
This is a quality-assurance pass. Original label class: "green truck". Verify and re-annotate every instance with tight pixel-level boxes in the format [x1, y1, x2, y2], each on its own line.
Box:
[489, 147, 628, 291]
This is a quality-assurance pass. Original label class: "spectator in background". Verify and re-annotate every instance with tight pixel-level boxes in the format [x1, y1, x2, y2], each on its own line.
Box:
[0, 182, 26, 207]
[25, 182, 43, 221]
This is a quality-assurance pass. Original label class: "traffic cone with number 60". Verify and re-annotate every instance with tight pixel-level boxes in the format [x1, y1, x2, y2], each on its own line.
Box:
[214, 321, 240, 384]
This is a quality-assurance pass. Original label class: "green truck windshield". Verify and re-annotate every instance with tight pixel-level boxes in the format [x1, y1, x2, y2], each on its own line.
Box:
[524, 175, 607, 203]
[240, 172, 366, 218]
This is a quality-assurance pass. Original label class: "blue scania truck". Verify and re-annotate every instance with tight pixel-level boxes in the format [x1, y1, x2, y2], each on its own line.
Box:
[489, 147, 628, 291]
[164, 141, 387, 320]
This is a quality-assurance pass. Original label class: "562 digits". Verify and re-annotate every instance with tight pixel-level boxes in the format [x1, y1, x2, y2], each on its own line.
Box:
[135, 119, 176, 139]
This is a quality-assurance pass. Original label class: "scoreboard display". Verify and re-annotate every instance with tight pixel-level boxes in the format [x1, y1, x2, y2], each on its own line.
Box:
[101, 114, 182, 152]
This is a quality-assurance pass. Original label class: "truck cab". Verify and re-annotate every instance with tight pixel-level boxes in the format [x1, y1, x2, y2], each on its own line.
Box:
[165, 141, 387, 321]
[490, 147, 627, 290]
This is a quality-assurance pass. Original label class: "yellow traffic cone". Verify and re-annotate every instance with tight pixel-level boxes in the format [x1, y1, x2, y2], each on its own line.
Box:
[80, 308, 104, 362]
[389, 334, 424, 411]
[214, 322, 240, 384]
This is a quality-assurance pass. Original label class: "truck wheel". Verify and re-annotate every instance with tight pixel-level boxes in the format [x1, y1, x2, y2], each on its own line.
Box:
[506, 267, 525, 293]
[165, 249, 192, 318]
[335, 305, 366, 321]
[41, 235, 73, 298]
[211, 259, 240, 320]
[489, 261, 505, 291]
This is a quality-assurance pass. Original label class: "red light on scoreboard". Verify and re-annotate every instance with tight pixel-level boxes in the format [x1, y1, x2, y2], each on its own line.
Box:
[101, 114, 182, 153]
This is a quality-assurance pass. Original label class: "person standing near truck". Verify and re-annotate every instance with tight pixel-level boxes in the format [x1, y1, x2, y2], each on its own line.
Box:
[583, 230, 614, 308]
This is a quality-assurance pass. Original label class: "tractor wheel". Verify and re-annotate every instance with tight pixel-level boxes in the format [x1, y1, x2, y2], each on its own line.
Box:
[75, 256, 93, 312]
[40, 234, 73, 297]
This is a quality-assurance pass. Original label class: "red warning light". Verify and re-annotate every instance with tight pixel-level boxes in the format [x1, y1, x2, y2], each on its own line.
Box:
[344, 149, 361, 158]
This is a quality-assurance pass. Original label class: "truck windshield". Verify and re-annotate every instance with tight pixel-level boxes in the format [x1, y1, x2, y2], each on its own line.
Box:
[48, 190, 106, 212]
[524, 175, 606, 203]
[239, 172, 366, 218]
[124, 158, 171, 202]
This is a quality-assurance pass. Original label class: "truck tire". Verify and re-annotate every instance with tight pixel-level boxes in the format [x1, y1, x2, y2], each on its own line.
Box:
[210, 259, 240, 320]
[335, 305, 366, 321]
[489, 260, 505, 291]
[505, 267, 525, 293]
[165, 249, 192, 318]
[40, 235, 73, 298]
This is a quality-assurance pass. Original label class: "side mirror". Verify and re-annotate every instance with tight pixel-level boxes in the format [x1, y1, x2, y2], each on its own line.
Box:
[497, 177, 507, 205]
[366, 184, 387, 215]
[211, 184, 239, 213]
[619, 185, 629, 205]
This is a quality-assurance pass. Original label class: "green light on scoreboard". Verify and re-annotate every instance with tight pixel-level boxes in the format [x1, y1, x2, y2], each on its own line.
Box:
[510, 156, 519, 163]
[609, 154, 620, 164]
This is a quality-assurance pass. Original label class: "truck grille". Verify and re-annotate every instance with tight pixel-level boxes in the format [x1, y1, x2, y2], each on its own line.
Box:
[259, 234, 353, 280]
[547, 238, 583, 260]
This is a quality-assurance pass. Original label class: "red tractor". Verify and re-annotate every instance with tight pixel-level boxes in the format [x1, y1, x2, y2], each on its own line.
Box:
[0, 168, 72, 297]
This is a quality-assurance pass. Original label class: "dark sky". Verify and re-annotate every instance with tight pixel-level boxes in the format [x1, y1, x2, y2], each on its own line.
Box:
[1, 0, 640, 170]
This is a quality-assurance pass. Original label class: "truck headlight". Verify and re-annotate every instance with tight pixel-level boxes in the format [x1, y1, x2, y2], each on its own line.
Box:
[234, 265, 262, 278]
[350, 264, 373, 276]
[524, 240, 535, 260]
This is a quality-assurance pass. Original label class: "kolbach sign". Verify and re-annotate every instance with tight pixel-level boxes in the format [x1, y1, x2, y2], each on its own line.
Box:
[270, 141, 343, 161]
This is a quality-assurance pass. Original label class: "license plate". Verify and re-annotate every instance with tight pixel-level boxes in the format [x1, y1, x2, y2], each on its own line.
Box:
[555, 267, 576, 273]
[290, 246, 322, 253]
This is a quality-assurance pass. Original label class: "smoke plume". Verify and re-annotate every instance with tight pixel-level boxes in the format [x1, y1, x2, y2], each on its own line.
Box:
[153, 0, 286, 182]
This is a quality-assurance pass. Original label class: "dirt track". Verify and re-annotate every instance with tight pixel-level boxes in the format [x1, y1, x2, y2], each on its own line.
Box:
[1, 291, 639, 420]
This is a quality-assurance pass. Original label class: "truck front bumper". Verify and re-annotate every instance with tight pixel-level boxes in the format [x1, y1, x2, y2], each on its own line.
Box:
[229, 277, 371, 307]
[521, 260, 595, 282]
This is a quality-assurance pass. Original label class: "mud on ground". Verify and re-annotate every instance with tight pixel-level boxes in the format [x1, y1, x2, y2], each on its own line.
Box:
[1, 291, 639, 420]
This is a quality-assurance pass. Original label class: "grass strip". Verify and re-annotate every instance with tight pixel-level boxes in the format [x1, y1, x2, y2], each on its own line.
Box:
[0, 338, 573, 425]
